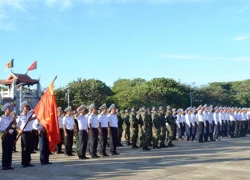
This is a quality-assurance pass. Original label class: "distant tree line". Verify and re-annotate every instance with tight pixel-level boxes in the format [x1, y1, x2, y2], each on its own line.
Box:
[55, 77, 250, 110]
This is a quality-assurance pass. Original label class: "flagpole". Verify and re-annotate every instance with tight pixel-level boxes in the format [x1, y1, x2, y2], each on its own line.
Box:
[52, 76, 57, 83]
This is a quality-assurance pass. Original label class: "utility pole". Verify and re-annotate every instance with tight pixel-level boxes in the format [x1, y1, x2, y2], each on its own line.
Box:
[16, 83, 24, 113]
[189, 92, 199, 107]
[65, 86, 70, 107]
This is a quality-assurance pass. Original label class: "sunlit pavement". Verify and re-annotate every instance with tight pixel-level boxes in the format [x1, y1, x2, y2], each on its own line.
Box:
[1, 136, 250, 180]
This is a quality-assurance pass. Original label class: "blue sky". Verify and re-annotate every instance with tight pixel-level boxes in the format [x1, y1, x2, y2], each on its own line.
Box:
[0, 0, 250, 89]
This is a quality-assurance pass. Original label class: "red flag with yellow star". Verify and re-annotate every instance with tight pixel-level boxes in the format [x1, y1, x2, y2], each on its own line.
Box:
[34, 77, 60, 152]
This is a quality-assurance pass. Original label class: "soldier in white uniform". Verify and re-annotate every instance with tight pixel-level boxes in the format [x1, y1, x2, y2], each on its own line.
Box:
[213, 107, 220, 141]
[207, 105, 215, 142]
[229, 108, 236, 138]
[16, 101, 37, 168]
[218, 107, 224, 137]
[185, 107, 192, 142]
[62, 106, 75, 156]
[56, 107, 64, 154]
[33, 119, 51, 165]
[108, 104, 120, 155]
[197, 105, 205, 143]
[191, 108, 197, 141]
[75, 105, 89, 160]
[98, 103, 109, 157]
[0, 103, 15, 170]
[176, 109, 183, 140]
[202, 104, 209, 142]
[88, 103, 100, 158]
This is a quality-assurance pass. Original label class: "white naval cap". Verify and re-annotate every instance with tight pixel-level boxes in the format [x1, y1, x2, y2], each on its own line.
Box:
[203, 104, 207, 108]
[1, 103, 10, 112]
[88, 103, 95, 111]
[20, 101, 30, 109]
[109, 104, 116, 111]
[186, 107, 192, 111]
[177, 109, 182, 113]
[208, 105, 213, 109]
[77, 105, 85, 112]
[196, 105, 202, 111]
[64, 106, 72, 113]
[10, 111, 16, 115]
[57, 107, 62, 111]
[99, 103, 107, 110]
[172, 108, 176, 112]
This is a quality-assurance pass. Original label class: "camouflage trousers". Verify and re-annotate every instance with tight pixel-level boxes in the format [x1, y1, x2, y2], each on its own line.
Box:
[141, 127, 150, 148]
[167, 124, 174, 145]
[139, 126, 143, 146]
[148, 126, 152, 144]
[152, 127, 161, 147]
[160, 125, 167, 145]
[117, 126, 123, 144]
[130, 127, 139, 145]
[124, 126, 131, 142]
[75, 133, 79, 153]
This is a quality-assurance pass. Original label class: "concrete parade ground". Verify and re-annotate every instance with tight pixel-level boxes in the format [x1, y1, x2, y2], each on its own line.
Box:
[0, 136, 250, 180]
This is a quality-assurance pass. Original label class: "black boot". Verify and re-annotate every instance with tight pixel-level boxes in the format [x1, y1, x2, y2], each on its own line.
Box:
[132, 145, 140, 148]
[143, 147, 151, 151]
[127, 141, 132, 146]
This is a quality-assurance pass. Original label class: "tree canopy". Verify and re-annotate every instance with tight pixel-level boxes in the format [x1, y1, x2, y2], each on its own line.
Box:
[54, 77, 250, 110]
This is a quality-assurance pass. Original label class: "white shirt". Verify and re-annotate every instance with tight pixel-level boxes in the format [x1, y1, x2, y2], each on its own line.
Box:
[0, 115, 14, 133]
[197, 111, 205, 122]
[108, 114, 118, 128]
[32, 119, 43, 130]
[247, 111, 250, 119]
[98, 113, 109, 128]
[17, 112, 34, 131]
[58, 116, 63, 129]
[234, 112, 238, 121]
[213, 112, 219, 125]
[76, 114, 88, 130]
[207, 111, 214, 124]
[229, 113, 235, 121]
[176, 114, 181, 125]
[62, 116, 75, 130]
[88, 114, 99, 128]
[180, 114, 185, 123]
[191, 113, 197, 125]
[203, 111, 208, 121]
[185, 114, 191, 127]
[238, 113, 243, 121]
[218, 112, 223, 124]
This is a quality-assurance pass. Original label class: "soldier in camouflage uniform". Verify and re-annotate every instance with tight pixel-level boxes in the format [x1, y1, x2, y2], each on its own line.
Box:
[124, 109, 131, 146]
[117, 109, 124, 147]
[158, 106, 168, 148]
[130, 108, 139, 148]
[140, 106, 151, 151]
[147, 107, 153, 146]
[166, 105, 175, 147]
[137, 108, 143, 147]
[151, 107, 161, 149]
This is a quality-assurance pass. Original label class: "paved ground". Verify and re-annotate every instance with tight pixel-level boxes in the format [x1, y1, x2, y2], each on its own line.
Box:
[0, 136, 250, 180]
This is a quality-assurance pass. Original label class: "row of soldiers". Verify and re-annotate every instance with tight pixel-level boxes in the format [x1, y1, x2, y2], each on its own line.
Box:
[175, 105, 250, 142]
[56, 105, 176, 156]
[1, 101, 249, 170]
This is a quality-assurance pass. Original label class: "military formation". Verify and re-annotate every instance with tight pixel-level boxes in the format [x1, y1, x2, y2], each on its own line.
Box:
[0, 102, 250, 171]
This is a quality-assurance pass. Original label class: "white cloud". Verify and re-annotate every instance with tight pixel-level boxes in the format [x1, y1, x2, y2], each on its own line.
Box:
[148, 0, 217, 5]
[45, 0, 73, 11]
[234, 35, 250, 41]
[60, 0, 73, 11]
[160, 53, 250, 62]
